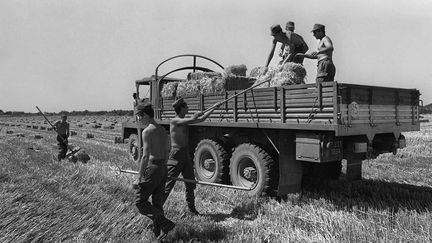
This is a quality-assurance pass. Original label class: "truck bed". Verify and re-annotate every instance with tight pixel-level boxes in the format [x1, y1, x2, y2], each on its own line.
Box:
[156, 81, 420, 137]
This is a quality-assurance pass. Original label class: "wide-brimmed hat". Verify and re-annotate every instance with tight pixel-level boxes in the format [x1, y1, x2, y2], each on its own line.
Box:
[311, 24, 325, 32]
[270, 24, 282, 36]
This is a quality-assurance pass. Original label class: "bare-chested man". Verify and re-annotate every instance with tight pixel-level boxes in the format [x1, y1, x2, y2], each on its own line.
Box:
[53, 115, 69, 161]
[134, 103, 174, 240]
[302, 24, 336, 83]
[265, 24, 296, 67]
[163, 98, 218, 215]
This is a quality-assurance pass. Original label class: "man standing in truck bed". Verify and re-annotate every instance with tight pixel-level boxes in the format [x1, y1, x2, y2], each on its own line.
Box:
[53, 115, 69, 161]
[303, 23, 336, 83]
[163, 98, 218, 215]
[279, 21, 309, 64]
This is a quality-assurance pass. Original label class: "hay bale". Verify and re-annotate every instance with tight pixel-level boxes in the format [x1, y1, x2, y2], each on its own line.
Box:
[280, 63, 306, 84]
[225, 64, 247, 77]
[176, 80, 200, 97]
[33, 125, 38, 129]
[199, 76, 226, 95]
[161, 81, 178, 98]
[34, 135, 43, 139]
[40, 126, 46, 130]
[76, 151, 90, 163]
[86, 133, 94, 139]
[6, 130, 13, 134]
[188, 72, 223, 81]
[70, 131, 77, 136]
[249, 66, 269, 78]
[16, 133, 25, 137]
[47, 127, 53, 131]
[92, 124, 101, 129]
[114, 136, 123, 144]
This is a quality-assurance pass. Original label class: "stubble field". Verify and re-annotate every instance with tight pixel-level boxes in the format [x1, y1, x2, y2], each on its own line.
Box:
[1, 114, 431, 242]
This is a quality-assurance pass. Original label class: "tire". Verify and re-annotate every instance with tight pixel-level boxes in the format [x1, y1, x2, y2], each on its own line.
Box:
[194, 139, 230, 183]
[230, 143, 275, 196]
[128, 134, 140, 164]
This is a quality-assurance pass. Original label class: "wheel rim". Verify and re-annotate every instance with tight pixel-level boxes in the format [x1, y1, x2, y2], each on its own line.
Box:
[130, 140, 139, 161]
[198, 150, 216, 180]
[236, 156, 258, 188]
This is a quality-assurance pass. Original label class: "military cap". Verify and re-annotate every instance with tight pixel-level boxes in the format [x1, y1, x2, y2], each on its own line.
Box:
[172, 98, 186, 109]
[270, 24, 282, 36]
[311, 24, 325, 32]
[134, 102, 152, 115]
[286, 21, 295, 29]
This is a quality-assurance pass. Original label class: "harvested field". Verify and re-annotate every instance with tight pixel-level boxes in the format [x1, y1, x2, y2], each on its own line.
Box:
[0, 114, 431, 242]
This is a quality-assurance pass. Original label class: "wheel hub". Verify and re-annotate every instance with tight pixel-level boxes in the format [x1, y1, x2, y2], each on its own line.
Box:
[243, 167, 257, 181]
[203, 159, 215, 171]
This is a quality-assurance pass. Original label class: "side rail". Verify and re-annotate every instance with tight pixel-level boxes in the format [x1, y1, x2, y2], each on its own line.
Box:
[337, 83, 420, 137]
[160, 82, 337, 125]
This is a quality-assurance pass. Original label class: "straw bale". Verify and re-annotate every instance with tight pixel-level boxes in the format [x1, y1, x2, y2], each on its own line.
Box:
[249, 66, 269, 78]
[76, 150, 91, 163]
[188, 72, 222, 81]
[161, 81, 178, 98]
[199, 76, 226, 95]
[176, 80, 201, 97]
[225, 64, 247, 77]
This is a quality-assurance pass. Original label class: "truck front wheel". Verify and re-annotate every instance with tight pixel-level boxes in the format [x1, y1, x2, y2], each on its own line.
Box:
[230, 143, 275, 196]
[128, 134, 140, 164]
[194, 139, 230, 183]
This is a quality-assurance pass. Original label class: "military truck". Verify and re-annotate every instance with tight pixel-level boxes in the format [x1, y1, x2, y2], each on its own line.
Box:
[122, 54, 421, 196]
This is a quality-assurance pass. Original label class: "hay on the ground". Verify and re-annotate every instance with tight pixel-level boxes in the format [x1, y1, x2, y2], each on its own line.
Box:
[225, 64, 247, 77]
[161, 81, 178, 98]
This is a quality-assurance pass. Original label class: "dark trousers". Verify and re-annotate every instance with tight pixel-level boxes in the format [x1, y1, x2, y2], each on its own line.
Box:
[163, 147, 196, 206]
[316, 58, 336, 83]
[57, 134, 68, 160]
[135, 160, 167, 222]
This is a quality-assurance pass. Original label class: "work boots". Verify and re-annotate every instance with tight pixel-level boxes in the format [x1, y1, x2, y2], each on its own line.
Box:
[187, 203, 200, 215]
[153, 215, 175, 241]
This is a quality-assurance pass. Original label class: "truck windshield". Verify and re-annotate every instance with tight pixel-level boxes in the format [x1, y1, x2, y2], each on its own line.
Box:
[138, 84, 150, 103]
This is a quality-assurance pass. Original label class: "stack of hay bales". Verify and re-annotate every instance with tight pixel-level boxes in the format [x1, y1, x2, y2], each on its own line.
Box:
[160, 65, 252, 98]
[251, 63, 307, 88]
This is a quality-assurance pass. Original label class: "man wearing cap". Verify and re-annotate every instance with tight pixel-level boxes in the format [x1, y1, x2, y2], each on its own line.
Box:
[302, 24, 336, 83]
[265, 24, 297, 67]
[162, 98, 218, 215]
[134, 103, 175, 240]
[53, 115, 70, 161]
[279, 21, 309, 64]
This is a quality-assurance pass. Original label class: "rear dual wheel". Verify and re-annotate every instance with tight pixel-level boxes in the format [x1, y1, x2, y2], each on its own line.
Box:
[229, 143, 276, 196]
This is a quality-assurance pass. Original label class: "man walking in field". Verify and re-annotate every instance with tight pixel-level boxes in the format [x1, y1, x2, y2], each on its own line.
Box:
[134, 103, 175, 240]
[163, 98, 218, 215]
[279, 21, 309, 64]
[53, 115, 69, 161]
[302, 23, 336, 83]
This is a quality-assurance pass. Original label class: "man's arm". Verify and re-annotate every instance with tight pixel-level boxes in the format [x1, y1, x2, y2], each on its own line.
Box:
[138, 129, 151, 183]
[66, 123, 70, 137]
[171, 107, 218, 126]
[265, 40, 277, 67]
[279, 44, 286, 57]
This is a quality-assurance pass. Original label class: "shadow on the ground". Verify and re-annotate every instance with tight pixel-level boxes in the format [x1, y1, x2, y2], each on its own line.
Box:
[168, 223, 227, 242]
[301, 178, 432, 213]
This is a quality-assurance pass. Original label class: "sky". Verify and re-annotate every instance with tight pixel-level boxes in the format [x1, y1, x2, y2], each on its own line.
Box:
[1, 0, 431, 113]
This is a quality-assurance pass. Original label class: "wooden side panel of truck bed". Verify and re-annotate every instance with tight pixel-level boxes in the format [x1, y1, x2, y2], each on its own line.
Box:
[157, 81, 420, 136]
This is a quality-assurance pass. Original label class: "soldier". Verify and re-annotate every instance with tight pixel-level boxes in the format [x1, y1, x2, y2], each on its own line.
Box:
[265, 24, 296, 67]
[279, 21, 309, 64]
[303, 24, 336, 83]
[134, 103, 175, 240]
[163, 98, 218, 215]
[53, 115, 69, 161]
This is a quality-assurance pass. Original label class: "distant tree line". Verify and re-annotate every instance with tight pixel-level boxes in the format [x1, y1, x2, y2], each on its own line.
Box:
[0, 109, 133, 117]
